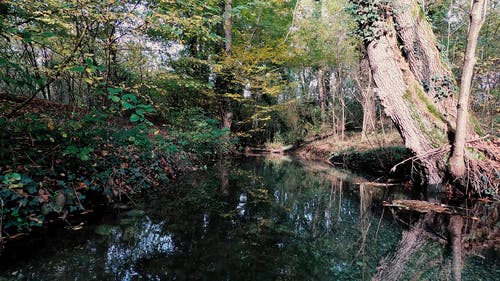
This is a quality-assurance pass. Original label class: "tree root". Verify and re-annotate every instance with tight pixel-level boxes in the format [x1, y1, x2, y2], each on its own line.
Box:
[461, 138, 499, 197]
[390, 136, 499, 198]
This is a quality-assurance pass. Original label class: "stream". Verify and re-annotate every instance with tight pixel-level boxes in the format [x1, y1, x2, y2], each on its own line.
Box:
[0, 156, 498, 280]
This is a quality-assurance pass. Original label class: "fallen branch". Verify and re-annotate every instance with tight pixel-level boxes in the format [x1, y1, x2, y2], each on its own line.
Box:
[384, 199, 476, 218]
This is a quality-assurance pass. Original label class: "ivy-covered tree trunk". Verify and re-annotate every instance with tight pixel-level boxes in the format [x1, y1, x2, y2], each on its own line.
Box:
[353, 0, 466, 186]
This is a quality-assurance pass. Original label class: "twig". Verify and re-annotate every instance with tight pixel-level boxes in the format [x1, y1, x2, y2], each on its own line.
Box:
[390, 145, 450, 173]
[72, 184, 86, 212]
[282, 0, 300, 44]
[375, 207, 385, 240]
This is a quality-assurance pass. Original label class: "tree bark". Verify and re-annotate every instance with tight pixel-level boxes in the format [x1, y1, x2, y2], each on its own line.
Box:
[449, 0, 487, 178]
[317, 66, 326, 119]
[359, 57, 376, 141]
[361, 0, 471, 186]
[449, 215, 464, 281]
[224, 0, 233, 57]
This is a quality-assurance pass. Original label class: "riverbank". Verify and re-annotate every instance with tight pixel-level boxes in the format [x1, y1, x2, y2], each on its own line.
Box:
[293, 131, 413, 180]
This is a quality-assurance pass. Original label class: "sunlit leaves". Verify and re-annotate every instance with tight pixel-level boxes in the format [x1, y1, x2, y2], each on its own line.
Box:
[2, 173, 22, 188]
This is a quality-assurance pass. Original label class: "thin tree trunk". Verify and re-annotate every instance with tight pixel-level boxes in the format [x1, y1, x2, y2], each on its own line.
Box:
[224, 0, 233, 57]
[446, 0, 454, 55]
[449, 0, 487, 178]
[449, 215, 464, 281]
[217, 0, 234, 157]
[317, 66, 326, 119]
[336, 67, 345, 140]
[329, 70, 337, 136]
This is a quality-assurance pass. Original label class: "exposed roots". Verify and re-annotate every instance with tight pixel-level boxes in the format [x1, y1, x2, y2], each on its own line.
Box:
[463, 138, 500, 198]
[391, 136, 499, 198]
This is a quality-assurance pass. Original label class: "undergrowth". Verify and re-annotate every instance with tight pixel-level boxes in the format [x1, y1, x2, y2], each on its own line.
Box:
[0, 109, 234, 236]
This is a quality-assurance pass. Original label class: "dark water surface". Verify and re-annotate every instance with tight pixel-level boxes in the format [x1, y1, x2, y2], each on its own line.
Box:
[0, 156, 498, 280]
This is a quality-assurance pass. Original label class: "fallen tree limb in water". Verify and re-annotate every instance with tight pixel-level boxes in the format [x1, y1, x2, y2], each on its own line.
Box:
[245, 145, 294, 154]
[384, 200, 478, 219]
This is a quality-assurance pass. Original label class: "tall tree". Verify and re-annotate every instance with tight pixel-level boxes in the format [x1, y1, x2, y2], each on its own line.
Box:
[220, 0, 234, 131]
[351, 0, 496, 191]
[449, 0, 488, 178]
[349, 0, 458, 186]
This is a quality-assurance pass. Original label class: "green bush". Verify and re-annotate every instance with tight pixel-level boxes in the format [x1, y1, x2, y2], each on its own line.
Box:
[0, 109, 230, 234]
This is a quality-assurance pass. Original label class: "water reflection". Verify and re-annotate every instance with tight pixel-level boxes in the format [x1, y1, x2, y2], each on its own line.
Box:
[373, 203, 500, 281]
[0, 156, 498, 280]
[105, 217, 175, 280]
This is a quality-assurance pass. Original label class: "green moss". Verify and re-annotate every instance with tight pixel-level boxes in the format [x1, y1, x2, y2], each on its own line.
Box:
[403, 90, 411, 101]
[403, 86, 448, 146]
[94, 224, 118, 236]
[414, 85, 446, 123]
[470, 114, 485, 136]
[466, 147, 486, 161]
[412, 2, 426, 20]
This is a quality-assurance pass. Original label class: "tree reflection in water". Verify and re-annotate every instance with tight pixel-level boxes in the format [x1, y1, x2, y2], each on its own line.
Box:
[0, 156, 498, 281]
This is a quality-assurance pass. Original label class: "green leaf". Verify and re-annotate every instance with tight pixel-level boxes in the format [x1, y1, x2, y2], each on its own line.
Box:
[121, 93, 137, 103]
[122, 102, 135, 110]
[110, 95, 121, 102]
[25, 183, 38, 194]
[3, 173, 21, 185]
[63, 145, 79, 155]
[41, 32, 54, 38]
[130, 114, 141, 122]
[85, 57, 94, 66]
[107, 87, 123, 94]
[70, 66, 86, 72]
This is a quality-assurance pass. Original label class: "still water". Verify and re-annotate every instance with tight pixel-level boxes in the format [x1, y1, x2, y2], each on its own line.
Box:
[0, 156, 498, 280]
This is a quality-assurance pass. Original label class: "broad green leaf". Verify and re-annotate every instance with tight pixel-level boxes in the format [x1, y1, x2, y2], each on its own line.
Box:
[121, 93, 137, 103]
[3, 173, 21, 185]
[107, 87, 123, 94]
[122, 102, 135, 110]
[85, 57, 94, 66]
[130, 114, 141, 122]
[70, 66, 86, 72]
[110, 95, 121, 102]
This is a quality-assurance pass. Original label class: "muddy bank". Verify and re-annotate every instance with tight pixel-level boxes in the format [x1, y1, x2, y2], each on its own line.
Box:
[293, 133, 412, 180]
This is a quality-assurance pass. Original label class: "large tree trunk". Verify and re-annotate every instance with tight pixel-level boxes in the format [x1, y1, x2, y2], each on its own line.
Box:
[362, 0, 469, 186]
